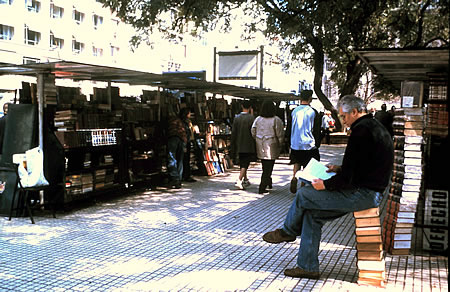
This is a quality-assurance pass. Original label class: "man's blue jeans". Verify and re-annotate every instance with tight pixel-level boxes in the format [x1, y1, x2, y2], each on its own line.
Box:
[167, 136, 185, 183]
[283, 185, 382, 272]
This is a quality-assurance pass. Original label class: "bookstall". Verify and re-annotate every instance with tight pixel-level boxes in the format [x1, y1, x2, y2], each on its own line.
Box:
[0, 61, 297, 213]
[356, 48, 449, 256]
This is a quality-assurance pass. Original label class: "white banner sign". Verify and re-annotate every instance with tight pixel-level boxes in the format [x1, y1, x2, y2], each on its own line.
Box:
[218, 52, 258, 80]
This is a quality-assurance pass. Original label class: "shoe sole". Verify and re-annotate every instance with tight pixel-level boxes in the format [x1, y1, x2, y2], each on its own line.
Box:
[284, 268, 320, 279]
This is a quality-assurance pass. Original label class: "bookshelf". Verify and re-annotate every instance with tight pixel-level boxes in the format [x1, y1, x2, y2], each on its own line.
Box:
[52, 85, 126, 204]
[178, 93, 236, 177]
[385, 75, 448, 255]
[62, 144, 122, 203]
[421, 75, 448, 253]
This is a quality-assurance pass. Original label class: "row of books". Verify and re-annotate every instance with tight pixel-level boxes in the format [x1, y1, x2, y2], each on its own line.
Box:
[203, 161, 223, 176]
[65, 153, 114, 170]
[179, 97, 236, 123]
[384, 107, 425, 255]
[65, 167, 118, 198]
[354, 208, 385, 287]
[122, 104, 160, 122]
[54, 110, 122, 131]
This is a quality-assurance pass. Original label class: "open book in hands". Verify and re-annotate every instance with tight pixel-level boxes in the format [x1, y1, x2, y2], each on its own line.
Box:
[297, 158, 336, 183]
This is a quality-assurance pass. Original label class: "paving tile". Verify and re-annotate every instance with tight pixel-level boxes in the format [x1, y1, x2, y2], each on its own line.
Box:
[0, 145, 447, 291]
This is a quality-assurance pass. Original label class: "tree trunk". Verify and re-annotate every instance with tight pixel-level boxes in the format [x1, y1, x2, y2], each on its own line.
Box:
[310, 42, 342, 131]
[340, 58, 365, 97]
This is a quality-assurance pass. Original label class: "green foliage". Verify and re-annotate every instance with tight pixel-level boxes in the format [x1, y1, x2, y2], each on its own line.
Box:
[99, 0, 449, 98]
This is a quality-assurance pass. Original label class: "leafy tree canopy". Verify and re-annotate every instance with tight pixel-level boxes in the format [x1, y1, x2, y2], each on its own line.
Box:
[100, 0, 449, 125]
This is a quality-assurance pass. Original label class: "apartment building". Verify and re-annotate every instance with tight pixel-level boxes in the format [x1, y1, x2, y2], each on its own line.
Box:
[0, 0, 135, 66]
[0, 0, 307, 110]
[0, 0, 165, 111]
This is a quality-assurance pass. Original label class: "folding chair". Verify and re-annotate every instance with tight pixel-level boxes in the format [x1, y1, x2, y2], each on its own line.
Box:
[7, 163, 58, 224]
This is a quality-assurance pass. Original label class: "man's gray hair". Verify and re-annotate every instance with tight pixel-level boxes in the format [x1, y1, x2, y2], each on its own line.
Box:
[338, 95, 366, 113]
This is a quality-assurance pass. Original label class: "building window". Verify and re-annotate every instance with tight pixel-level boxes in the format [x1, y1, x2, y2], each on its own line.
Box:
[93, 46, 103, 57]
[93, 14, 103, 29]
[110, 45, 119, 57]
[23, 57, 40, 64]
[24, 25, 40, 45]
[50, 4, 63, 18]
[73, 9, 84, 24]
[25, 0, 40, 13]
[72, 39, 84, 54]
[50, 33, 63, 49]
[0, 24, 14, 40]
[0, 0, 13, 5]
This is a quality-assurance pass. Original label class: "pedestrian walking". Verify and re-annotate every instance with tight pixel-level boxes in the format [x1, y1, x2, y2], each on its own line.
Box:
[0, 103, 11, 157]
[230, 100, 256, 190]
[374, 103, 394, 137]
[180, 107, 197, 183]
[166, 110, 187, 189]
[262, 95, 394, 279]
[289, 91, 321, 193]
[251, 101, 284, 194]
[321, 110, 334, 145]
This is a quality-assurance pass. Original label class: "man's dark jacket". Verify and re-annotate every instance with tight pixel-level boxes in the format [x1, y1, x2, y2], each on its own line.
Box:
[324, 115, 394, 192]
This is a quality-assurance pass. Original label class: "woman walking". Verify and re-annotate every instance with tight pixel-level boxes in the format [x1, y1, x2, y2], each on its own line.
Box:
[251, 101, 285, 194]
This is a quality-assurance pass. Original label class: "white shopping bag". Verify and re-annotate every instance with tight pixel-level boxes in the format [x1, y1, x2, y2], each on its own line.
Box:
[15, 147, 49, 188]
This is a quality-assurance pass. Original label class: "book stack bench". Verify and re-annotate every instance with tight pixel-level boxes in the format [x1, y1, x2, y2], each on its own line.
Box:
[353, 207, 385, 287]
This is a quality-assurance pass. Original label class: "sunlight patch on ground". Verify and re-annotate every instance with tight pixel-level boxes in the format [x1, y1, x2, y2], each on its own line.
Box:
[2, 224, 68, 245]
[0, 272, 17, 280]
[72, 257, 165, 278]
[320, 242, 351, 251]
[133, 209, 178, 224]
[113, 270, 271, 291]
[321, 278, 387, 291]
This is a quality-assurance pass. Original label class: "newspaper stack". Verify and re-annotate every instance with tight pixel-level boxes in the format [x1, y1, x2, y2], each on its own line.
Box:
[354, 208, 385, 287]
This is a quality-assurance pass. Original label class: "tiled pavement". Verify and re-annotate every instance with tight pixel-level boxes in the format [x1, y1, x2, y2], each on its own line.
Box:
[0, 145, 447, 291]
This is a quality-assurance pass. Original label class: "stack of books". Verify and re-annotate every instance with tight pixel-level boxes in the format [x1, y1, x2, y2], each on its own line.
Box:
[81, 173, 93, 194]
[44, 74, 57, 105]
[54, 110, 78, 131]
[426, 104, 448, 137]
[105, 168, 115, 187]
[65, 174, 82, 201]
[95, 169, 106, 189]
[385, 108, 425, 255]
[354, 207, 385, 287]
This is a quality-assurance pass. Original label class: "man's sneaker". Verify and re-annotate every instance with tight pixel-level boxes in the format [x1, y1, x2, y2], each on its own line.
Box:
[235, 179, 245, 190]
[243, 179, 251, 187]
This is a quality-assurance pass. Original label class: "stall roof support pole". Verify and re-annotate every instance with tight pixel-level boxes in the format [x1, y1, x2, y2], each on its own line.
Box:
[37, 73, 44, 150]
[260, 45, 264, 89]
[213, 47, 217, 83]
[107, 81, 112, 111]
